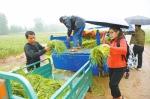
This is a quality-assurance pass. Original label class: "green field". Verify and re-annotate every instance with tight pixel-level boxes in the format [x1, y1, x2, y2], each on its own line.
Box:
[0, 33, 65, 59]
[145, 30, 150, 45]
[0, 30, 150, 59]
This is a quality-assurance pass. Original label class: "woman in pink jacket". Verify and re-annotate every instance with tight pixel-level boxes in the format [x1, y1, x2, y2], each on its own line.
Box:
[103, 25, 127, 99]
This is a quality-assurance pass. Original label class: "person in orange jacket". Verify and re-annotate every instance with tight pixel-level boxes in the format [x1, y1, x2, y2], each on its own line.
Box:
[103, 25, 127, 99]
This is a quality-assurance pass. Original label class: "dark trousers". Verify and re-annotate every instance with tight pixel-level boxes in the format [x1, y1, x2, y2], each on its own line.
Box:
[109, 67, 126, 98]
[27, 63, 40, 71]
[133, 45, 144, 68]
[125, 67, 129, 72]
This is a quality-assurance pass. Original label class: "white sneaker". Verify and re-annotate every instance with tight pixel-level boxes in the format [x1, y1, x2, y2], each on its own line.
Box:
[137, 68, 141, 71]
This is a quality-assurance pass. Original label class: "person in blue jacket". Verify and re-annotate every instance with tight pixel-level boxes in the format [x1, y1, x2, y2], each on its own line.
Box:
[59, 15, 85, 52]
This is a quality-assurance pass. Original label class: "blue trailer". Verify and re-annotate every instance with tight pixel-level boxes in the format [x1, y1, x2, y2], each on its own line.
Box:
[50, 30, 101, 75]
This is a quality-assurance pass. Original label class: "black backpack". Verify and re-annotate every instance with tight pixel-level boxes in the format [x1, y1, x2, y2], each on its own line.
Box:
[116, 36, 137, 68]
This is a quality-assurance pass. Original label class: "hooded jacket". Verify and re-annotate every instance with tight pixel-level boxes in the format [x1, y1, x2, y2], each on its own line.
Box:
[61, 15, 85, 36]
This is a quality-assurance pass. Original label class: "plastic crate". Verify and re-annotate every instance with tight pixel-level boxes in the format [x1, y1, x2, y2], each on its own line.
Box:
[64, 40, 70, 49]
[50, 35, 73, 41]
[52, 49, 99, 75]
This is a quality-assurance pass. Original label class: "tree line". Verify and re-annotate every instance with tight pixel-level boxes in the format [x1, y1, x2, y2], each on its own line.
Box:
[0, 13, 67, 35]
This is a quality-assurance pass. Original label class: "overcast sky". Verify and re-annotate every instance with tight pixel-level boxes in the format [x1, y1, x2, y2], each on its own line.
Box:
[0, 0, 150, 29]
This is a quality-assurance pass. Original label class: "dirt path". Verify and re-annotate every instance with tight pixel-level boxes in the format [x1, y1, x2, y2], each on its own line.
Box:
[0, 45, 150, 99]
[0, 53, 26, 71]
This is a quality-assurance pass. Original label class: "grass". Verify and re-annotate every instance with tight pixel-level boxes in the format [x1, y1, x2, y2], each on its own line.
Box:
[145, 30, 150, 45]
[0, 33, 65, 59]
[0, 30, 150, 59]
